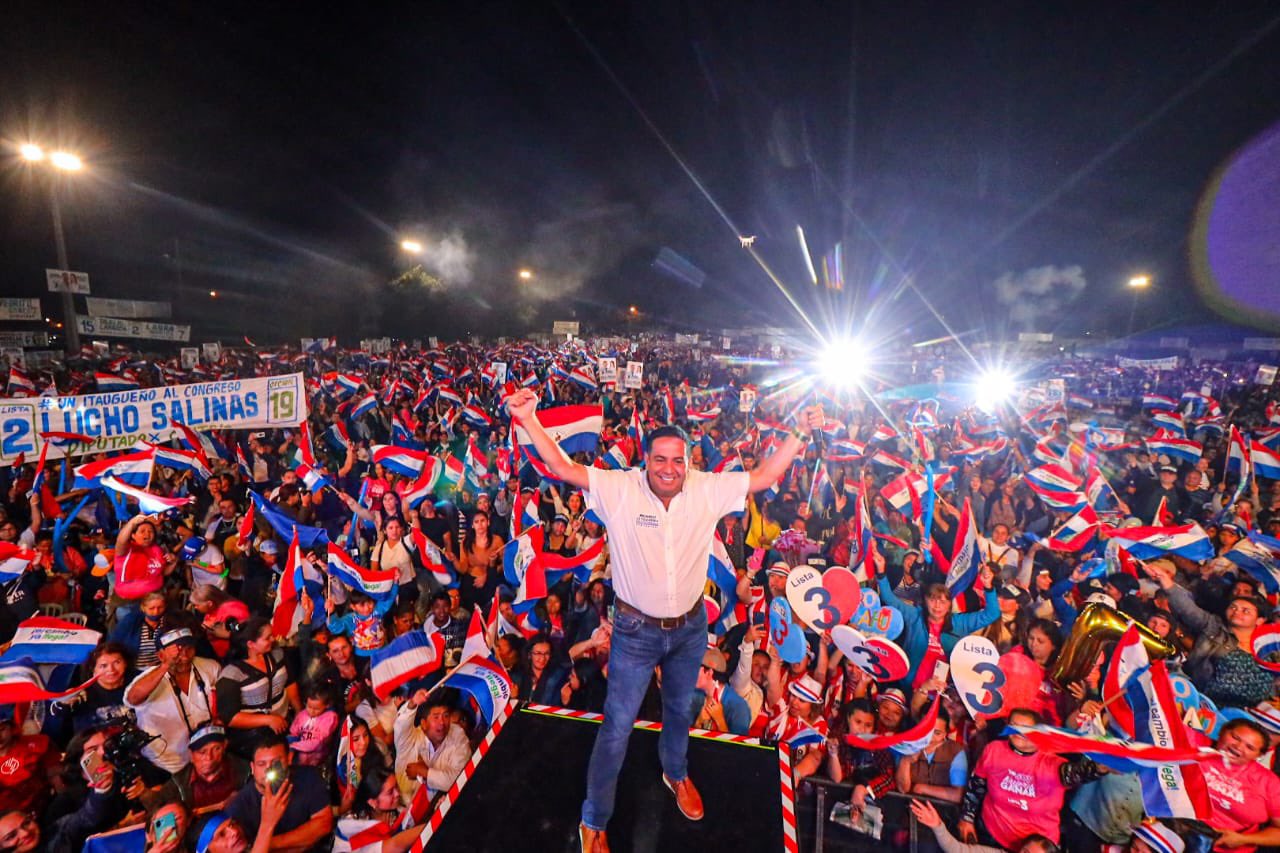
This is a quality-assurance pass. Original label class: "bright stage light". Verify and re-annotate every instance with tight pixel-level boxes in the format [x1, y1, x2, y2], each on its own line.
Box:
[20, 144, 45, 162]
[49, 151, 83, 171]
[974, 369, 1016, 412]
[818, 338, 866, 388]
[400, 239, 423, 254]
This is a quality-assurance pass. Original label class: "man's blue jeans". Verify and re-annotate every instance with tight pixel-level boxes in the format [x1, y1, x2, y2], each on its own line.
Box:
[581, 604, 706, 830]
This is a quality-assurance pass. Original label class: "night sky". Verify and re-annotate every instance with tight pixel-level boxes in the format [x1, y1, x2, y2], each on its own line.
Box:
[3, 1, 1280, 345]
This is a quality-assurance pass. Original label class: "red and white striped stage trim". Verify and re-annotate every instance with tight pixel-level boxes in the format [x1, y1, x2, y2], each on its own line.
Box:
[778, 744, 799, 853]
[412, 698, 516, 851]
[523, 702, 763, 745]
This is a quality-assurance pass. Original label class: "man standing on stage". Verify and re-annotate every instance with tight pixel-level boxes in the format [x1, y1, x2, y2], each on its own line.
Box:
[506, 389, 823, 852]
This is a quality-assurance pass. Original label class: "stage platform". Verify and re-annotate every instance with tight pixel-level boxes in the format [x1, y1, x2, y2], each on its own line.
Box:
[418, 703, 797, 852]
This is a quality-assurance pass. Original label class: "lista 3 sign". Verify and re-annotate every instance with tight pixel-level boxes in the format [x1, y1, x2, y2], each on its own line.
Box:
[0, 373, 307, 464]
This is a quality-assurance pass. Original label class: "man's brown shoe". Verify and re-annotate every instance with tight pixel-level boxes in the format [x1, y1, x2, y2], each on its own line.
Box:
[662, 773, 705, 821]
[579, 822, 610, 853]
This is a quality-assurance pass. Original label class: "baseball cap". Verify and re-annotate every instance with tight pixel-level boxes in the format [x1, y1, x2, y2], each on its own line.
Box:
[1159, 464, 1178, 474]
[181, 536, 207, 561]
[1131, 821, 1184, 853]
[158, 627, 196, 649]
[997, 584, 1029, 604]
[1085, 592, 1118, 609]
[258, 540, 279, 555]
[1219, 522, 1244, 537]
[788, 675, 822, 704]
[188, 723, 228, 752]
[91, 552, 112, 578]
[702, 648, 728, 673]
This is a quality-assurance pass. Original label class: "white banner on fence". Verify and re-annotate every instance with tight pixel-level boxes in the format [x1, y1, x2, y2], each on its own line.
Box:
[0, 332, 50, 348]
[75, 315, 190, 342]
[46, 269, 90, 294]
[552, 321, 580, 337]
[0, 299, 43, 322]
[1118, 356, 1179, 370]
[0, 372, 308, 464]
[85, 298, 172, 319]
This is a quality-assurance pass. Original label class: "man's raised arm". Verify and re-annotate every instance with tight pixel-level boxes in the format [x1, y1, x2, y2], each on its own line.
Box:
[505, 389, 592, 491]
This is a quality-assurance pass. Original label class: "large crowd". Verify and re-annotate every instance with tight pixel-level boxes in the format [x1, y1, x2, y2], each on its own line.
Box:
[0, 335, 1279, 853]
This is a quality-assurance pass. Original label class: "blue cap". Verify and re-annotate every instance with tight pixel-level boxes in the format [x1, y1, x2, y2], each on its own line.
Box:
[181, 536, 207, 561]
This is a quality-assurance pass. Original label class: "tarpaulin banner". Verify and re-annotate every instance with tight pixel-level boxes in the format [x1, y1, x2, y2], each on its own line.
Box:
[0, 372, 307, 463]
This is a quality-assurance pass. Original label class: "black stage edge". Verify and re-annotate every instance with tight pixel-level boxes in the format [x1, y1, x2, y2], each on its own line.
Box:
[424, 707, 788, 853]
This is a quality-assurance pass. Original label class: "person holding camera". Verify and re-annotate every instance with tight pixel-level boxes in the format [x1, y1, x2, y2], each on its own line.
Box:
[46, 723, 166, 853]
[126, 625, 221, 773]
[223, 735, 332, 853]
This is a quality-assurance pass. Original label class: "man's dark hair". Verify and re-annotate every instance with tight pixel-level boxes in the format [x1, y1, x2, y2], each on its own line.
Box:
[415, 688, 457, 725]
[643, 425, 690, 454]
[429, 591, 450, 607]
[251, 731, 289, 759]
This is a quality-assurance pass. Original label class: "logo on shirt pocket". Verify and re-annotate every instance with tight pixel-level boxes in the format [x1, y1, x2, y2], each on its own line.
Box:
[635, 513, 660, 529]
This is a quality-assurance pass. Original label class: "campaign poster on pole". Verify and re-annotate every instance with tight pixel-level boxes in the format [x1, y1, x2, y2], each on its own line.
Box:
[491, 361, 508, 385]
[202, 342, 221, 362]
[738, 387, 758, 412]
[180, 348, 200, 369]
[46, 269, 90, 294]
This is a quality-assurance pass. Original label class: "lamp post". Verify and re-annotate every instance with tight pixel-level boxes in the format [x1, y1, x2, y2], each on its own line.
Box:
[1125, 274, 1151, 339]
[21, 144, 84, 354]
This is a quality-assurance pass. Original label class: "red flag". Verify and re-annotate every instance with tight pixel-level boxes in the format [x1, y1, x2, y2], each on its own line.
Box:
[270, 528, 303, 639]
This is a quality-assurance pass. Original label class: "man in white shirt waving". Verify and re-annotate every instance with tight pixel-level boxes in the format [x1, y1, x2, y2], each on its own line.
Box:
[507, 389, 822, 852]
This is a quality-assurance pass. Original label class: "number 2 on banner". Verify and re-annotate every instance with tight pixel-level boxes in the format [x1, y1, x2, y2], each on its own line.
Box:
[268, 390, 295, 424]
[965, 661, 1006, 716]
[0, 418, 34, 458]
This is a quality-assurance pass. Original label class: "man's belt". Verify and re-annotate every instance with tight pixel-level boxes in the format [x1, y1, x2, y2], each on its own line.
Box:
[615, 597, 701, 630]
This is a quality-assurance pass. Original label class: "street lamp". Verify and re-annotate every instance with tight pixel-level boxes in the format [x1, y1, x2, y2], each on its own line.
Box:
[18, 143, 86, 353]
[1125, 274, 1152, 338]
[517, 268, 533, 281]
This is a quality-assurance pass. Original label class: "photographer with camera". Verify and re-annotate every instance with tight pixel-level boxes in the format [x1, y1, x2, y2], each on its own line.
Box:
[126, 625, 221, 773]
[46, 723, 167, 853]
[223, 735, 332, 853]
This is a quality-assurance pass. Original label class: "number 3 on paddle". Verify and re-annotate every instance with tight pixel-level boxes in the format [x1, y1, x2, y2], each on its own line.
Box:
[965, 661, 1006, 715]
[770, 617, 790, 648]
[804, 587, 840, 630]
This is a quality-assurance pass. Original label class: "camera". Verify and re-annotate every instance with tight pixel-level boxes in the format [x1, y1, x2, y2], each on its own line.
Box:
[104, 723, 161, 788]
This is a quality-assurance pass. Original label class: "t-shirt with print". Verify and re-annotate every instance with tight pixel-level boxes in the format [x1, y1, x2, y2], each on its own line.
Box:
[972, 740, 1068, 848]
[1201, 754, 1280, 853]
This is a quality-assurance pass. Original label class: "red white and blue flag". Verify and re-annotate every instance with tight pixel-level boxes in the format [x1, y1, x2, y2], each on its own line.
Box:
[326, 544, 397, 601]
[513, 404, 603, 457]
[1023, 463, 1085, 510]
[296, 462, 331, 494]
[945, 498, 983, 597]
[370, 445, 434, 478]
[0, 616, 102, 665]
[436, 655, 512, 724]
[1044, 504, 1099, 552]
[1149, 410, 1185, 435]
[826, 439, 866, 462]
[1119, 656, 1212, 819]
[6, 367, 36, 396]
[94, 372, 139, 392]
[846, 694, 940, 756]
[503, 526, 604, 608]
[1250, 440, 1280, 479]
[397, 462, 441, 509]
[0, 658, 97, 704]
[1145, 429, 1201, 464]
[1002, 723, 1207, 774]
[72, 449, 155, 489]
[1223, 532, 1280, 596]
[706, 534, 738, 634]
[1104, 522, 1214, 562]
[152, 446, 212, 482]
[881, 468, 952, 517]
[0, 542, 36, 584]
[1227, 425, 1251, 480]
[411, 526, 458, 588]
[270, 528, 306, 640]
[1142, 394, 1177, 409]
[349, 393, 378, 420]
[101, 476, 193, 515]
[369, 630, 446, 700]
